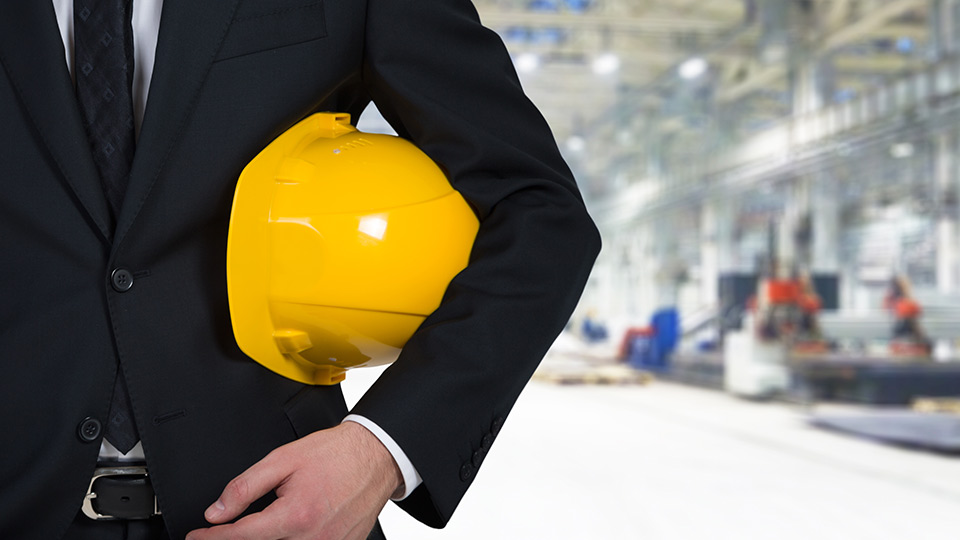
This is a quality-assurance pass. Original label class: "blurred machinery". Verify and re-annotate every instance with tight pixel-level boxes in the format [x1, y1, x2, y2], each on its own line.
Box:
[793, 282, 960, 407]
[724, 270, 797, 399]
[618, 309, 680, 373]
[883, 274, 932, 357]
[715, 212, 960, 407]
[724, 221, 826, 398]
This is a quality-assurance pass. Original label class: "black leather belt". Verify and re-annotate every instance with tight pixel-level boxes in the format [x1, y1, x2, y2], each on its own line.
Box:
[82, 466, 161, 520]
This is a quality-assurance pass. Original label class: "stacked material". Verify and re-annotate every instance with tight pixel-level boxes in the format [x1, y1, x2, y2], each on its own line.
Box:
[537, 333, 652, 385]
[818, 309, 960, 341]
[809, 404, 960, 452]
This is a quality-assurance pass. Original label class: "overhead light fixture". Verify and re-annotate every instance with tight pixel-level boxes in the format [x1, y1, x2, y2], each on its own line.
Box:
[566, 135, 586, 152]
[592, 52, 621, 75]
[890, 142, 914, 159]
[679, 57, 707, 80]
[896, 37, 914, 53]
[761, 43, 787, 64]
[514, 52, 540, 73]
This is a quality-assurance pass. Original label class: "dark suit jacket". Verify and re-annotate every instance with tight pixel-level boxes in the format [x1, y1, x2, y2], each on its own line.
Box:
[0, 1, 600, 538]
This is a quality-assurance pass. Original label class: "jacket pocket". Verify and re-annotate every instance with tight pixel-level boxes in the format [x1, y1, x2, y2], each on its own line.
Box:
[215, 0, 327, 62]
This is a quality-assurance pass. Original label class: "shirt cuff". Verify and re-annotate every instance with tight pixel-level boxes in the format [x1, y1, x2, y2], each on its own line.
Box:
[342, 414, 422, 501]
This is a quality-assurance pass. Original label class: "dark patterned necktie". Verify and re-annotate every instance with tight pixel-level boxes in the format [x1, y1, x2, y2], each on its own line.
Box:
[75, 0, 139, 453]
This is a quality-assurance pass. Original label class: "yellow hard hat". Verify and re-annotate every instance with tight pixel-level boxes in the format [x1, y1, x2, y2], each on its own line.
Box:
[226, 112, 479, 385]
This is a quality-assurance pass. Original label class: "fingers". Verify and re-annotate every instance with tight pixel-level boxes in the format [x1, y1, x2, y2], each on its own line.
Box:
[186, 506, 287, 540]
[187, 492, 340, 540]
[204, 451, 289, 525]
[187, 426, 391, 539]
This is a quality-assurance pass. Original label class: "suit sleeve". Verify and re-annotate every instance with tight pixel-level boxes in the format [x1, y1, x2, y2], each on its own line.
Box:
[349, 0, 602, 527]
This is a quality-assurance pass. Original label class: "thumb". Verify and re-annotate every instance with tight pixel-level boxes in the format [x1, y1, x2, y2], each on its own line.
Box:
[205, 453, 288, 524]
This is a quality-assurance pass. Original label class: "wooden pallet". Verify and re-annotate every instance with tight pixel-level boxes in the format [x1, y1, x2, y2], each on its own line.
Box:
[912, 397, 960, 415]
[533, 364, 654, 386]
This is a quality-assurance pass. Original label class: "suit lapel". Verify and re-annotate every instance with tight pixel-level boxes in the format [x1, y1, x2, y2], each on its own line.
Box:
[114, 0, 240, 249]
[0, 1, 113, 243]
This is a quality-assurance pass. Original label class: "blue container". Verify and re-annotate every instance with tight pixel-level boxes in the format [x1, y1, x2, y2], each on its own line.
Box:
[626, 309, 680, 371]
[627, 334, 655, 370]
[651, 308, 679, 356]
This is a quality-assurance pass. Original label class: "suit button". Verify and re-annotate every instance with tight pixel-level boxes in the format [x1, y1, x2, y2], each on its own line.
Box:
[490, 416, 504, 436]
[472, 447, 486, 467]
[481, 433, 494, 450]
[459, 462, 475, 482]
[111, 268, 134, 292]
[77, 417, 101, 442]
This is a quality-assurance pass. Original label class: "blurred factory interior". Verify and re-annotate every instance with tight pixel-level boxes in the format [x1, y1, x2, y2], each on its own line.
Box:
[350, 0, 960, 538]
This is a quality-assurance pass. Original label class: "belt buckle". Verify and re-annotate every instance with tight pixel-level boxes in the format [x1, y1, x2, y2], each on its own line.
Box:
[82, 466, 162, 520]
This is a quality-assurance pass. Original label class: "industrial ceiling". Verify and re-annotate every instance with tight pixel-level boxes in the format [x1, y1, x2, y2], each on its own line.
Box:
[473, 0, 937, 196]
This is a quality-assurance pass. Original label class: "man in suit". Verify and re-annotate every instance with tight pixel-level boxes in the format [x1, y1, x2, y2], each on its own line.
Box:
[0, 1, 600, 539]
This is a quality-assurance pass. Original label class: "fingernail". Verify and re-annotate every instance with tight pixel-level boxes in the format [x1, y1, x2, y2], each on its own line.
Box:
[205, 499, 225, 520]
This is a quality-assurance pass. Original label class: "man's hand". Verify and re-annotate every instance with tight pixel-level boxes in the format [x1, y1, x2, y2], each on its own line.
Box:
[185, 422, 403, 540]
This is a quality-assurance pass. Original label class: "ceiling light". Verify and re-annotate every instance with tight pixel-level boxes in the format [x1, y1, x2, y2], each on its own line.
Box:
[890, 142, 914, 159]
[514, 53, 540, 73]
[761, 43, 787, 64]
[896, 37, 914, 53]
[592, 53, 621, 75]
[679, 57, 708, 80]
[566, 135, 586, 152]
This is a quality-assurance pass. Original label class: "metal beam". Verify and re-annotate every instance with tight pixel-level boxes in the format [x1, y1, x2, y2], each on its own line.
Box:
[833, 53, 924, 73]
[718, 0, 926, 102]
[865, 23, 929, 41]
[477, 11, 731, 33]
[718, 64, 788, 102]
[818, 0, 926, 52]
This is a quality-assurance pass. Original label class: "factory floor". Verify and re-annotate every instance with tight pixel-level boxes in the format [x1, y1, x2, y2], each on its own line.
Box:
[342, 367, 960, 540]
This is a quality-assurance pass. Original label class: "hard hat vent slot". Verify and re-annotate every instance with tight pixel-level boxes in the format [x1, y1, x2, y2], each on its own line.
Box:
[335, 138, 374, 154]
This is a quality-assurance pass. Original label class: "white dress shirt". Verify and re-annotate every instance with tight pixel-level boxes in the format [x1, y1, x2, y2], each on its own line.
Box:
[51, 0, 421, 500]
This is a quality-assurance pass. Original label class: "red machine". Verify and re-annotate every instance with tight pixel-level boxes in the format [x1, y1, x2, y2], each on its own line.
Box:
[884, 275, 931, 357]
